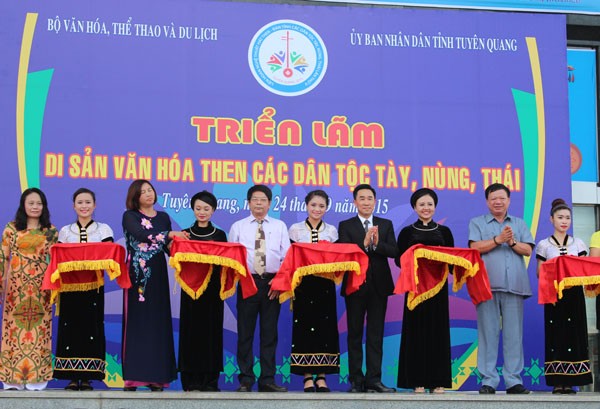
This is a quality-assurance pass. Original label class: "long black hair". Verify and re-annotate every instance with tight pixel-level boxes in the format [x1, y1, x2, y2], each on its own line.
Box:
[14, 188, 52, 231]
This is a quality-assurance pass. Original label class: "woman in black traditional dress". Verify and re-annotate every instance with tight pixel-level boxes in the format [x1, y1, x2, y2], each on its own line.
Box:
[537, 199, 591, 394]
[178, 191, 227, 391]
[396, 188, 453, 394]
[287, 190, 339, 392]
[121, 179, 188, 391]
[54, 188, 114, 391]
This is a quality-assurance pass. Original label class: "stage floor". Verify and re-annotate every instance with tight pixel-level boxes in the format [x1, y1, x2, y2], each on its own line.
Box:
[1, 390, 598, 409]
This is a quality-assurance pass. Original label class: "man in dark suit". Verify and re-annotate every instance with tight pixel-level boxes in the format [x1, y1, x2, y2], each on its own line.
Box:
[338, 184, 398, 393]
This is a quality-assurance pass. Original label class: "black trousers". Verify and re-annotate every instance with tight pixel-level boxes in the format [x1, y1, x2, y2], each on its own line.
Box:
[345, 283, 388, 385]
[237, 275, 281, 386]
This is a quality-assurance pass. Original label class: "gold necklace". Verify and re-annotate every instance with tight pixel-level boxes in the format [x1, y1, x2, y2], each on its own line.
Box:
[189, 224, 216, 238]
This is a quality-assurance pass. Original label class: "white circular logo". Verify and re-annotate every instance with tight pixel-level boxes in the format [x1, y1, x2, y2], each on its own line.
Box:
[248, 20, 328, 97]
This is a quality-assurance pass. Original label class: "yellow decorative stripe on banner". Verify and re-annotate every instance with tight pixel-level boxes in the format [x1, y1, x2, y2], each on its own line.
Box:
[16, 13, 38, 192]
[525, 37, 545, 245]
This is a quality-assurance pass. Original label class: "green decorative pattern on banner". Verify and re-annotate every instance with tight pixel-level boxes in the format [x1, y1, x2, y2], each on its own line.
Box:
[222, 352, 292, 384]
[223, 353, 238, 383]
[512, 89, 538, 230]
[105, 353, 124, 387]
[279, 355, 291, 384]
[24, 69, 54, 189]
[524, 358, 545, 385]
[339, 354, 349, 384]
[451, 339, 477, 387]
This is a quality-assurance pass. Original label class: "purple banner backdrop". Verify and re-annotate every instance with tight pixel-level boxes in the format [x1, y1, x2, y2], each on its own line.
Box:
[0, 1, 569, 391]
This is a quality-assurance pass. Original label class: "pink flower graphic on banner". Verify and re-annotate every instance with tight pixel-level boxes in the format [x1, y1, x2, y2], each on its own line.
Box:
[141, 218, 153, 229]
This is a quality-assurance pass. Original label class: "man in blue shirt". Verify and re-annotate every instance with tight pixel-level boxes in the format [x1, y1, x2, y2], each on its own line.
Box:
[468, 183, 534, 395]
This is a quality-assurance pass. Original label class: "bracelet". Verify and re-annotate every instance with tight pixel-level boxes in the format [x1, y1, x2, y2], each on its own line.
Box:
[510, 240, 517, 247]
[493, 236, 499, 245]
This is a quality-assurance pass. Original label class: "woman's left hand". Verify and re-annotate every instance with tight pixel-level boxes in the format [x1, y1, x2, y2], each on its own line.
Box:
[169, 231, 190, 240]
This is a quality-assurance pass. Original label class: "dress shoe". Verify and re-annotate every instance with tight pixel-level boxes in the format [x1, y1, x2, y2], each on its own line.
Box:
[348, 381, 364, 393]
[123, 386, 137, 392]
[478, 385, 495, 394]
[258, 383, 287, 392]
[315, 376, 330, 392]
[303, 376, 316, 392]
[236, 383, 252, 392]
[365, 381, 396, 393]
[149, 384, 164, 392]
[64, 380, 79, 391]
[506, 384, 530, 394]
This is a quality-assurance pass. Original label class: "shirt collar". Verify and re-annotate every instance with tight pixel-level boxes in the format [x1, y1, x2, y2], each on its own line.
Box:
[358, 214, 374, 226]
[77, 220, 94, 230]
[252, 215, 270, 224]
[485, 213, 512, 223]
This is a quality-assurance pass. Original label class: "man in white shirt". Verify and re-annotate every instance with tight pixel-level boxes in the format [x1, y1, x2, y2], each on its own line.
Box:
[229, 185, 290, 392]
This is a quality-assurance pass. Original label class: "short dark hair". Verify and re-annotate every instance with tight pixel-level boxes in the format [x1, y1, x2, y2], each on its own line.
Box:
[410, 188, 438, 208]
[485, 183, 510, 199]
[125, 179, 157, 210]
[191, 190, 218, 211]
[247, 185, 272, 202]
[14, 187, 52, 231]
[72, 187, 96, 203]
[304, 189, 329, 206]
[352, 184, 376, 200]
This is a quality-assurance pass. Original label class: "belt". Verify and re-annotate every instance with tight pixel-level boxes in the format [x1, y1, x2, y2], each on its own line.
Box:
[252, 273, 276, 280]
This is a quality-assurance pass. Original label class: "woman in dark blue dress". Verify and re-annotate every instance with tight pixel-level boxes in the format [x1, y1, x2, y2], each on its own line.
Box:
[121, 179, 188, 391]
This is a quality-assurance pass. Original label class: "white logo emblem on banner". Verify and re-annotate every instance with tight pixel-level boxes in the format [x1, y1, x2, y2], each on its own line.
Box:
[248, 20, 328, 97]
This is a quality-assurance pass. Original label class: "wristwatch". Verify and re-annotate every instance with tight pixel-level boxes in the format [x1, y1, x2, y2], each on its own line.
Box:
[510, 240, 517, 247]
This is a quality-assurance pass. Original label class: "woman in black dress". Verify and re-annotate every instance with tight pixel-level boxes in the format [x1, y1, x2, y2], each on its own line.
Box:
[396, 188, 453, 394]
[121, 179, 188, 391]
[179, 191, 227, 391]
[287, 190, 339, 392]
[537, 199, 591, 394]
[54, 188, 114, 391]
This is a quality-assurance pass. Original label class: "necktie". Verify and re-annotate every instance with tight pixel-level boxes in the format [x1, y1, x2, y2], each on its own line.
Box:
[254, 220, 266, 276]
[364, 220, 371, 250]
